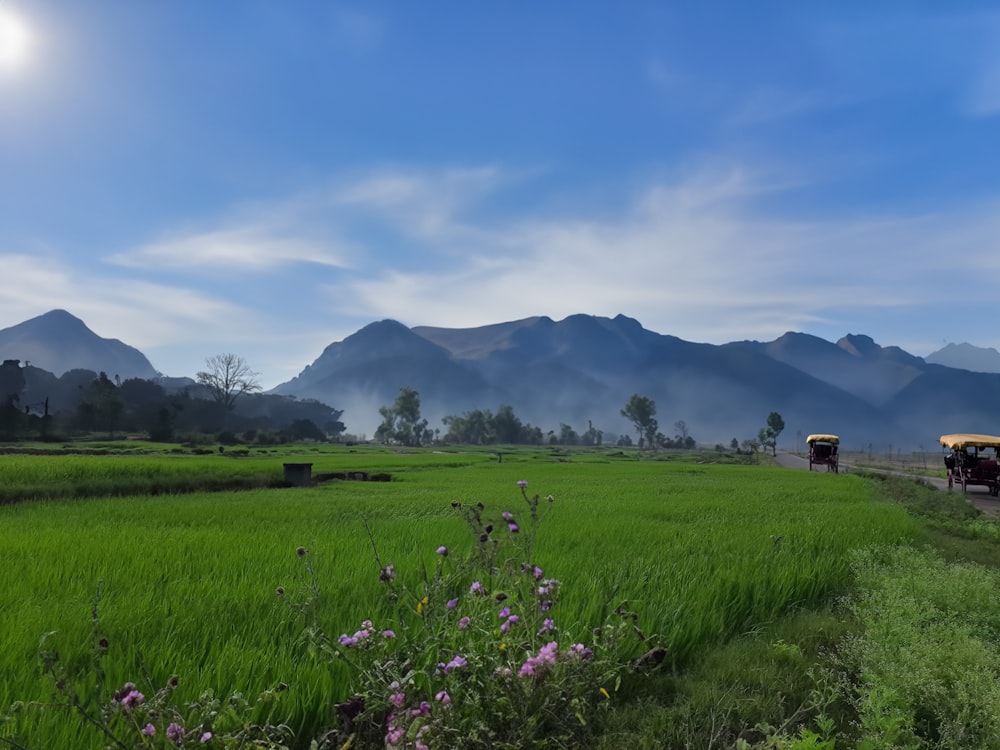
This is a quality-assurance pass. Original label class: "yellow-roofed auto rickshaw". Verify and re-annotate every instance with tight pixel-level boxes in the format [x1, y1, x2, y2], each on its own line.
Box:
[939, 433, 1000, 496]
[806, 434, 839, 473]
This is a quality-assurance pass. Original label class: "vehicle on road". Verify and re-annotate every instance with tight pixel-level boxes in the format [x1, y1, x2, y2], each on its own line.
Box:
[807, 434, 840, 473]
[939, 433, 1000, 496]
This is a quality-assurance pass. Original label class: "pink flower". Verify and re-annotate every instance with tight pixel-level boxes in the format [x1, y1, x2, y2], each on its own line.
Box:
[141, 724, 156, 736]
[435, 690, 451, 705]
[386, 726, 406, 746]
[390, 691, 406, 707]
[382, 629, 396, 638]
[458, 616, 471, 629]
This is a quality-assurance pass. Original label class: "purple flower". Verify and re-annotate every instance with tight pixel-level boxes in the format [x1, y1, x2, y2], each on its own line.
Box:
[382, 629, 396, 639]
[568, 643, 594, 659]
[200, 732, 213, 743]
[533, 566, 544, 580]
[469, 580, 484, 595]
[386, 726, 406, 746]
[508, 522, 519, 533]
[519, 641, 559, 677]
[538, 617, 555, 635]
[517, 480, 528, 488]
[435, 690, 451, 705]
[445, 655, 468, 673]
[141, 724, 156, 737]
[541, 600, 553, 612]
[458, 616, 471, 629]
[502, 511, 514, 521]
[507, 614, 520, 625]
[338, 634, 357, 647]
[120, 689, 144, 710]
[166, 722, 185, 742]
[380, 563, 397, 582]
[436, 545, 449, 556]
[447, 598, 459, 610]
[390, 691, 406, 707]
[412, 701, 432, 717]
[498, 606, 511, 619]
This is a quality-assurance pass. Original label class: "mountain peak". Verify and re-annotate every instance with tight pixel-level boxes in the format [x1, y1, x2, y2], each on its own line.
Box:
[0, 310, 158, 379]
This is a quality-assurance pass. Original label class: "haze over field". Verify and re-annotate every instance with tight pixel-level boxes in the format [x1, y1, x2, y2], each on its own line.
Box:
[2, 3, 1000, 387]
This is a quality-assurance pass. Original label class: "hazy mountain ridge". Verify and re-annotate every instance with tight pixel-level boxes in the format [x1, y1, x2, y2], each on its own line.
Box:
[0, 310, 159, 381]
[926, 342, 1000, 374]
[6, 309, 1000, 449]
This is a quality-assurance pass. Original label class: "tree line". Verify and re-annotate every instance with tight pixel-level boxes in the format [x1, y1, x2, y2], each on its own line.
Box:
[0, 355, 345, 444]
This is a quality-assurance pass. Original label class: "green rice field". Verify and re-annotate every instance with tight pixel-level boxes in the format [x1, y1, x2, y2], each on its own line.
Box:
[0, 446, 919, 746]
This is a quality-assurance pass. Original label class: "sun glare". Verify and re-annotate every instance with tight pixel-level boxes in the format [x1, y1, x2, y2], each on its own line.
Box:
[0, 7, 32, 71]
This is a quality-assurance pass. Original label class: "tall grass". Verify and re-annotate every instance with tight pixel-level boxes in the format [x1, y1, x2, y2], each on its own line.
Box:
[0, 454, 917, 747]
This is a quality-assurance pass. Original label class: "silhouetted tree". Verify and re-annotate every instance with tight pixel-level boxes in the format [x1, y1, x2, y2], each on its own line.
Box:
[761, 411, 785, 456]
[197, 354, 261, 410]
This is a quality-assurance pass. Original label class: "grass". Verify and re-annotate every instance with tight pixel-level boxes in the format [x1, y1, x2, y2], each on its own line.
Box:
[0, 447, 919, 747]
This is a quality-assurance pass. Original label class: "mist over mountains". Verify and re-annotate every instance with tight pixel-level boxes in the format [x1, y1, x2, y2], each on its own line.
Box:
[3, 309, 999, 450]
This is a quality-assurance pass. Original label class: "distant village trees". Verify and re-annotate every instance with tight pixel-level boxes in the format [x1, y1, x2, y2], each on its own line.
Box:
[0, 360, 345, 444]
[376, 387, 430, 447]
[621, 394, 658, 448]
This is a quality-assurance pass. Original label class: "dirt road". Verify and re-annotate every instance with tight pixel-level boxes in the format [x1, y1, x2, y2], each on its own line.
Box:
[774, 451, 1000, 517]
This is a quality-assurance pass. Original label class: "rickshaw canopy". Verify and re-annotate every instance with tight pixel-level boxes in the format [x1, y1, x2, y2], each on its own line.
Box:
[806, 434, 839, 445]
[939, 434, 1000, 451]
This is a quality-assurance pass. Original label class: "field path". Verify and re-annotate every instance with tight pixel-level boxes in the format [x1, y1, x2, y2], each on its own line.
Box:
[774, 451, 1000, 517]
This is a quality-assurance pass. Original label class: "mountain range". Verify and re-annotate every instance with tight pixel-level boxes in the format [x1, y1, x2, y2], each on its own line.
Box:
[4, 309, 1000, 450]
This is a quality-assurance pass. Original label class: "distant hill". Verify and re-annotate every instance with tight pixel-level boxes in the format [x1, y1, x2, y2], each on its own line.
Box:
[273, 314, 936, 448]
[0, 309, 159, 380]
[11, 309, 1000, 450]
[926, 342, 1000, 374]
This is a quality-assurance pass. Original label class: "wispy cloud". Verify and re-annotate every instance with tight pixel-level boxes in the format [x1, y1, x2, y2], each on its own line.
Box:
[110, 224, 352, 272]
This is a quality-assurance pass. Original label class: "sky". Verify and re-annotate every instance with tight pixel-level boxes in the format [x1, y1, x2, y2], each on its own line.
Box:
[2, 2, 1000, 389]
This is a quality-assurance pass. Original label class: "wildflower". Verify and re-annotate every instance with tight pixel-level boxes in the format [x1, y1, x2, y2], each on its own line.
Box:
[600, 687, 611, 699]
[502, 511, 514, 521]
[386, 726, 406, 746]
[412, 701, 431, 716]
[533, 566, 544, 580]
[508, 522, 519, 533]
[435, 690, 451, 705]
[390, 691, 406, 707]
[296, 546, 307, 557]
[498, 606, 511, 619]
[517, 480, 528, 488]
[166, 722, 185, 742]
[338, 634, 357, 647]
[447, 598, 459, 610]
[120, 689, 145, 710]
[567, 643, 594, 659]
[445, 655, 467, 673]
[200, 732, 212, 743]
[436, 545, 449, 556]
[469, 580, 484, 595]
[362, 619, 373, 629]
[141, 724, 156, 736]
[380, 563, 396, 582]
[382, 629, 396, 639]
[507, 614, 520, 626]
[538, 617, 555, 635]
[458, 616, 471, 629]
[519, 641, 559, 677]
[541, 600, 553, 612]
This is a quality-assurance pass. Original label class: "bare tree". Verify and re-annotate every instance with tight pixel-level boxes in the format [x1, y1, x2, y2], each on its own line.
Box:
[196, 353, 261, 410]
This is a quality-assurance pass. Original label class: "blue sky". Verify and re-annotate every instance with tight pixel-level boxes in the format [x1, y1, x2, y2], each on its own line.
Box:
[2, 2, 1000, 387]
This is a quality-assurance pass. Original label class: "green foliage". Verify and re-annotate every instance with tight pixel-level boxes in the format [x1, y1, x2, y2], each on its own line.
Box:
[832, 546, 1000, 749]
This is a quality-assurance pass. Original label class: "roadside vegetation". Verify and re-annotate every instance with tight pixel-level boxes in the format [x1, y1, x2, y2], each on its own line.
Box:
[1, 444, 999, 748]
